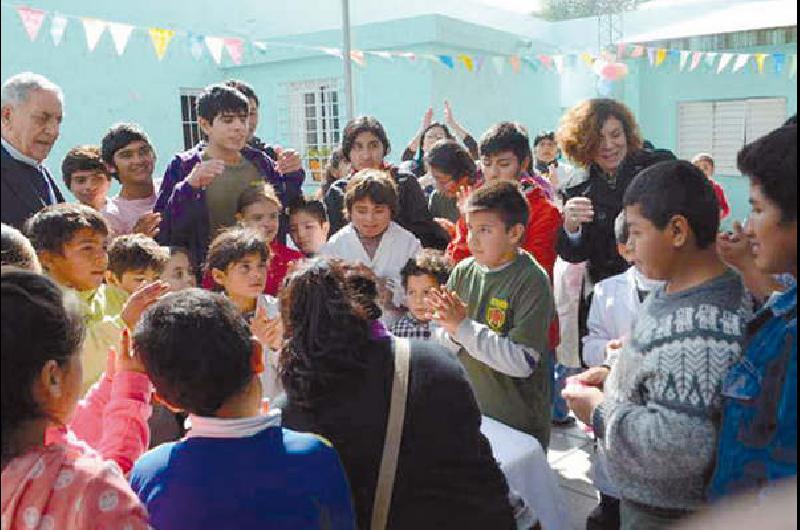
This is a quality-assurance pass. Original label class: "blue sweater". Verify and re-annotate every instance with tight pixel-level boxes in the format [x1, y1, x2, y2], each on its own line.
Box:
[130, 426, 355, 530]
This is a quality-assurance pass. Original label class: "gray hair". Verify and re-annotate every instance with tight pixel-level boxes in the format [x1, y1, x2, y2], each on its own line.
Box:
[1, 72, 64, 109]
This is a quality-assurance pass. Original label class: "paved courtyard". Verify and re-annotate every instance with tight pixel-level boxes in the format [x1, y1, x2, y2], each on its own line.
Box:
[548, 419, 599, 530]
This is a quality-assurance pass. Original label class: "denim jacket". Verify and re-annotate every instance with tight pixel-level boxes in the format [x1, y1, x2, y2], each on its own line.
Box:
[708, 284, 797, 499]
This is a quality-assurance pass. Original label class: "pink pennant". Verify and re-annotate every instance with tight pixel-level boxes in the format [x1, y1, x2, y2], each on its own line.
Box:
[17, 6, 46, 42]
[630, 45, 645, 58]
[224, 38, 244, 65]
[510, 55, 521, 73]
[689, 51, 703, 71]
[617, 43, 627, 59]
[350, 50, 366, 66]
[537, 54, 553, 70]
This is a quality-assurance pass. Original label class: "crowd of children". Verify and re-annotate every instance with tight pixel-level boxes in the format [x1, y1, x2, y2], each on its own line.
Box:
[0, 70, 796, 530]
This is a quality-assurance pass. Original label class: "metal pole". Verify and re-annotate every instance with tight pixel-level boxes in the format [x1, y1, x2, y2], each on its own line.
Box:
[341, 0, 355, 121]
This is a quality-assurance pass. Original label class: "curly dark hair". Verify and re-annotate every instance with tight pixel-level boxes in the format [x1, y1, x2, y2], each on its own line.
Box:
[425, 139, 477, 184]
[1, 223, 39, 271]
[556, 98, 643, 168]
[278, 258, 373, 410]
[2, 268, 85, 462]
[24, 203, 108, 255]
[108, 233, 170, 279]
[344, 169, 399, 219]
[400, 249, 452, 288]
[341, 116, 391, 162]
[479, 122, 532, 168]
[205, 227, 270, 287]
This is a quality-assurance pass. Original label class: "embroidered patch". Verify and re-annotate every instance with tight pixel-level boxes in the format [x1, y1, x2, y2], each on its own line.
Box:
[486, 298, 508, 332]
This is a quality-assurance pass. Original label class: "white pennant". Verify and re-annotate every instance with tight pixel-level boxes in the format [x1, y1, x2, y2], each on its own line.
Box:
[253, 41, 268, 52]
[82, 18, 107, 52]
[717, 53, 734, 74]
[50, 14, 67, 46]
[491, 56, 505, 74]
[679, 50, 690, 71]
[732, 54, 751, 72]
[107, 22, 134, 55]
[204, 36, 224, 64]
[553, 55, 564, 74]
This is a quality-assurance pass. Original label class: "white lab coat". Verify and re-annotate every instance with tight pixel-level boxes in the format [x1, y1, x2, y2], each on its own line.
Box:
[320, 221, 422, 309]
[582, 266, 665, 367]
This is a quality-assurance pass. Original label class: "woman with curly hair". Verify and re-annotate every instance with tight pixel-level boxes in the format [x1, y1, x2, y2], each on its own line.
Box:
[556, 98, 675, 286]
[278, 258, 515, 530]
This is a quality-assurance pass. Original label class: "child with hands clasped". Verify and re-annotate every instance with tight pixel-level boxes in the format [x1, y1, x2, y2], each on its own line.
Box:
[428, 180, 555, 448]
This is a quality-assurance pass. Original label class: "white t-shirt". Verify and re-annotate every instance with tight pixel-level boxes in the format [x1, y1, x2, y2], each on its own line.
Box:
[102, 193, 157, 236]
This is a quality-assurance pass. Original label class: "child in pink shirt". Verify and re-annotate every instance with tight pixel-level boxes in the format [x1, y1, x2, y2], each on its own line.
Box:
[1, 269, 150, 529]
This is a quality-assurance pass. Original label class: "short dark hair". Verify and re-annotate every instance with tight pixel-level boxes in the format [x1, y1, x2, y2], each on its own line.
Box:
[479, 122, 531, 166]
[466, 180, 529, 232]
[287, 196, 328, 225]
[101, 123, 153, 171]
[133, 289, 254, 416]
[196, 84, 249, 123]
[341, 116, 391, 162]
[623, 160, 720, 249]
[2, 268, 85, 461]
[425, 139, 477, 184]
[25, 203, 108, 255]
[344, 169, 399, 218]
[737, 120, 797, 223]
[533, 131, 556, 147]
[62, 145, 110, 189]
[1, 223, 38, 271]
[614, 211, 629, 245]
[400, 250, 452, 288]
[205, 227, 270, 283]
[107, 234, 170, 279]
[224, 79, 259, 107]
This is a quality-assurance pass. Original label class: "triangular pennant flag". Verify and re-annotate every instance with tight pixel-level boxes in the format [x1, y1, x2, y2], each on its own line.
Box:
[704, 52, 718, 69]
[252, 41, 268, 53]
[224, 38, 244, 65]
[565, 54, 577, 69]
[537, 54, 553, 70]
[17, 7, 46, 42]
[754, 53, 768, 74]
[790, 54, 797, 78]
[370, 51, 394, 60]
[630, 45, 645, 58]
[81, 18, 107, 52]
[491, 56, 505, 75]
[421, 54, 439, 64]
[732, 54, 750, 73]
[655, 49, 667, 66]
[50, 14, 67, 46]
[647, 47, 656, 65]
[401, 52, 417, 62]
[717, 53, 734, 74]
[188, 33, 205, 60]
[438, 55, 454, 69]
[617, 43, 627, 59]
[679, 50, 691, 71]
[475, 55, 486, 73]
[553, 55, 565, 74]
[107, 22, 134, 56]
[205, 36, 225, 64]
[524, 56, 539, 72]
[580, 52, 595, 68]
[350, 50, 366, 67]
[690, 51, 703, 71]
[510, 55, 522, 74]
[601, 50, 616, 63]
[148, 28, 175, 61]
[773, 53, 785, 75]
[457, 54, 475, 72]
[668, 49, 680, 62]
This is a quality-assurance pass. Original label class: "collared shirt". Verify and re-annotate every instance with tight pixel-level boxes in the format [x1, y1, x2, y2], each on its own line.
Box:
[1, 136, 57, 205]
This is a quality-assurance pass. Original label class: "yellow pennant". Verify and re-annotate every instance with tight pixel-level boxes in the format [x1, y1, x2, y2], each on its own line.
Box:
[655, 48, 668, 66]
[755, 53, 768, 73]
[149, 28, 175, 61]
[580, 52, 595, 68]
[457, 54, 475, 72]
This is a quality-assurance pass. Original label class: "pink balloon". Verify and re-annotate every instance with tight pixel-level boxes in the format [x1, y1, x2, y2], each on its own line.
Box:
[614, 62, 629, 78]
[601, 63, 618, 80]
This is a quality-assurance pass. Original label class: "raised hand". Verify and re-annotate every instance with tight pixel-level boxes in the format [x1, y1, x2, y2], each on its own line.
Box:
[426, 286, 468, 336]
[250, 305, 284, 351]
[131, 212, 162, 239]
[120, 280, 170, 330]
[563, 197, 595, 234]
[275, 147, 303, 174]
[187, 159, 226, 189]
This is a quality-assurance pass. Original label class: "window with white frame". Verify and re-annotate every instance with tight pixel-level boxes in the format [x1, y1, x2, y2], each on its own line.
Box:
[179, 88, 205, 150]
[678, 98, 787, 175]
[278, 79, 343, 182]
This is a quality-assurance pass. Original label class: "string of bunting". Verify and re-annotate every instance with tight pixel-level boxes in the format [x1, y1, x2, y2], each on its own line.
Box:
[9, 3, 798, 79]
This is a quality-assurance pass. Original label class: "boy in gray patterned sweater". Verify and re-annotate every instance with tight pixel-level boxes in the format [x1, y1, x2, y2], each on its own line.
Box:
[563, 160, 751, 530]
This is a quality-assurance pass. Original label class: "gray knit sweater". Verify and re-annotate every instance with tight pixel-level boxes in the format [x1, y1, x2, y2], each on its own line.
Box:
[592, 269, 750, 511]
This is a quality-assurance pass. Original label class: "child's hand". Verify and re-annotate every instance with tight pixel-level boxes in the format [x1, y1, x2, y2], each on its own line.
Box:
[561, 385, 604, 425]
[426, 287, 468, 336]
[121, 280, 170, 330]
[275, 147, 303, 175]
[187, 159, 225, 189]
[250, 305, 284, 351]
[456, 185, 475, 215]
[131, 212, 162, 239]
[111, 329, 147, 375]
[571, 366, 611, 389]
[717, 221, 755, 272]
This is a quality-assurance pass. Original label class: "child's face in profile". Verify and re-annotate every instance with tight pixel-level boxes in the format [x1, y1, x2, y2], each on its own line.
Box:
[289, 211, 329, 256]
[162, 252, 196, 292]
[214, 252, 268, 307]
[466, 210, 522, 269]
[110, 267, 160, 295]
[624, 204, 676, 281]
[406, 274, 439, 322]
[41, 228, 108, 291]
[694, 159, 714, 179]
[350, 198, 392, 239]
[239, 199, 280, 244]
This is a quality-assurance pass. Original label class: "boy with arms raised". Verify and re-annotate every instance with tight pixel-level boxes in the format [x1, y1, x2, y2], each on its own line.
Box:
[563, 160, 750, 529]
[429, 180, 555, 448]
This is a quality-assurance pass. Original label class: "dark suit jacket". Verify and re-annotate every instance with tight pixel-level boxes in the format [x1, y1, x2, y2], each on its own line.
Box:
[1, 144, 65, 230]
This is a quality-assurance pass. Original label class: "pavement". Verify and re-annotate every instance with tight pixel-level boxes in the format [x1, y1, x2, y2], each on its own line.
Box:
[547, 419, 599, 530]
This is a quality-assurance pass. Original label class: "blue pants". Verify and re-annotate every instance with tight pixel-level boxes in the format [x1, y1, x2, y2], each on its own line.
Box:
[552, 362, 582, 421]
